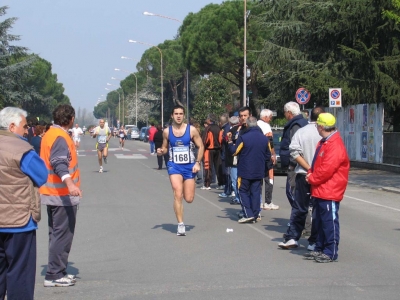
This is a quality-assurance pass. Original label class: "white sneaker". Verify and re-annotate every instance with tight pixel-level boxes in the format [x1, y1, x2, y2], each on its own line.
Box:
[238, 217, 254, 224]
[177, 223, 186, 236]
[231, 191, 235, 197]
[264, 203, 279, 210]
[64, 274, 76, 283]
[99, 166, 103, 173]
[216, 185, 225, 190]
[44, 277, 75, 287]
[200, 186, 211, 190]
[278, 239, 299, 249]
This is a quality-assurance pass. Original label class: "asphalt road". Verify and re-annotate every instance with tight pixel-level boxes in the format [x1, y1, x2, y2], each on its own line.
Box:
[33, 134, 400, 300]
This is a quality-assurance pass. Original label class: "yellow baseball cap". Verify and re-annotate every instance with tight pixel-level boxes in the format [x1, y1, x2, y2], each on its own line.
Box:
[317, 113, 336, 127]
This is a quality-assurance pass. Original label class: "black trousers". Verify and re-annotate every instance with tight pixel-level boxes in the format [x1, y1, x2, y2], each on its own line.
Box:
[204, 149, 224, 187]
[45, 205, 77, 280]
[0, 230, 36, 300]
[157, 153, 169, 169]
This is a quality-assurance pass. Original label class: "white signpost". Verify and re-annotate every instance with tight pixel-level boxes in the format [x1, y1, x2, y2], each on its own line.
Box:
[329, 88, 342, 107]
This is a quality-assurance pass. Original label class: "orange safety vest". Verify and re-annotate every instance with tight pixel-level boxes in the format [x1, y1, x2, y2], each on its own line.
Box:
[39, 126, 80, 196]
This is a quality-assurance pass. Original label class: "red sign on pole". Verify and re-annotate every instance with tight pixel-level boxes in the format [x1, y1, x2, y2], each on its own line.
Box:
[295, 88, 311, 105]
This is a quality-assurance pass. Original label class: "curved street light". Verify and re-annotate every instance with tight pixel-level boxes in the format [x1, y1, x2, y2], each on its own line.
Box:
[129, 39, 164, 126]
[143, 11, 182, 23]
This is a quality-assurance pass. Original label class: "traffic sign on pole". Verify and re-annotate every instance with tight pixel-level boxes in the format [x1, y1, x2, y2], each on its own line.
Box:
[329, 88, 342, 107]
[295, 88, 311, 105]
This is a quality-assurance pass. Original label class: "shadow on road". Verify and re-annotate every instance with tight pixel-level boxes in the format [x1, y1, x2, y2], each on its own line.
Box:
[40, 261, 80, 278]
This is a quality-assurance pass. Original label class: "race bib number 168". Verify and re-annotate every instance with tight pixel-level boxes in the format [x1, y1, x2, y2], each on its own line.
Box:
[173, 146, 190, 164]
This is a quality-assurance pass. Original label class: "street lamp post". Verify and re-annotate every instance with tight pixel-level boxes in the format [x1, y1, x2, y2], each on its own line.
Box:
[129, 40, 164, 126]
[142, 12, 190, 122]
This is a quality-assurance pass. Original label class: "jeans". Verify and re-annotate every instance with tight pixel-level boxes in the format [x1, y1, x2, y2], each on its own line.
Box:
[230, 167, 239, 201]
[149, 141, 155, 154]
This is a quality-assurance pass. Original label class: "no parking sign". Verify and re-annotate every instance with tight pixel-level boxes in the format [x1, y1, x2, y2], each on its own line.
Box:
[295, 88, 311, 105]
[329, 88, 342, 107]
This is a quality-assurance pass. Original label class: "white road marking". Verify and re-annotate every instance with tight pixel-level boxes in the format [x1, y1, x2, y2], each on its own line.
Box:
[114, 154, 147, 159]
[344, 195, 400, 212]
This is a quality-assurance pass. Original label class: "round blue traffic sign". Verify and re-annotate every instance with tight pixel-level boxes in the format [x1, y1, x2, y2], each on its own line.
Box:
[295, 88, 311, 105]
[330, 89, 341, 99]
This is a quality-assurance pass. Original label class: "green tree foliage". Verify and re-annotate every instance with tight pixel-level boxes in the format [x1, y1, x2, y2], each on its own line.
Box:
[93, 101, 108, 120]
[20, 56, 70, 121]
[180, 1, 265, 99]
[136, 39, 187, 109]
[383, 0, 400, 23]
[191, 74, 234, 123]
[1, 6, 70, 121]
[254, 0, 400, 112]
[0, 6, 37, 108]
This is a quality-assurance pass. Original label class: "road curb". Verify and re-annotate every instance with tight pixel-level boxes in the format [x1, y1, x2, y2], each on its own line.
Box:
[381, 187, 400, 194]
[348, 181, 400, 194]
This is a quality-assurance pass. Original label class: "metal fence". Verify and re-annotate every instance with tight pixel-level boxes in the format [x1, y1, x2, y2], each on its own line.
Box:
[383, 132, 400, 165]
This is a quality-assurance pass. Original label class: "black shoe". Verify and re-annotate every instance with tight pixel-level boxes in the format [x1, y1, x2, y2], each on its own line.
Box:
[230, 199, 240, 205]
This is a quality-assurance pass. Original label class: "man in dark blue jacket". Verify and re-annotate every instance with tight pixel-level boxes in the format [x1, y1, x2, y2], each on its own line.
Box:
[280, 102, 308, 209]
[228, 116, 271, 223]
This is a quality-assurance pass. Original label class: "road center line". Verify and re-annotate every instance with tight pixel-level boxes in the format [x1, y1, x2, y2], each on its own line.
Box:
[344, 195, 400, 212]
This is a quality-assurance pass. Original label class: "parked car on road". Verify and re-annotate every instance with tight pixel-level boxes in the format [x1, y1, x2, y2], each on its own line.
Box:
[125, 125, 139, 140]
[143, 127, 150, 143]
[139, 127, 147, 141]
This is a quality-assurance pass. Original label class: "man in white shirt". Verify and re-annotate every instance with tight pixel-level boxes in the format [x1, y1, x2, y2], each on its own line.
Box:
[257, 109, 279, 210]
[71, 123, 83, 153]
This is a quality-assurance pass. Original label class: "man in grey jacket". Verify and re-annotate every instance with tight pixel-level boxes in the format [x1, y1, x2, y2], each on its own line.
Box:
[279, 107, 324, 249]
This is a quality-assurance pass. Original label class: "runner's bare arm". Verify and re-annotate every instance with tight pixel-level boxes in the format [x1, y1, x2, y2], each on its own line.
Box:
[191, 126, 203, 172]
[157, 127, 169, 156]
[191, 126, 204, 162]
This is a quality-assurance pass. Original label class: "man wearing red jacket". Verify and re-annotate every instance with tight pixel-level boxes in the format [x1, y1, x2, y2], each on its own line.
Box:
[148, 123, 158, 155]
[305, 113, 349, 263]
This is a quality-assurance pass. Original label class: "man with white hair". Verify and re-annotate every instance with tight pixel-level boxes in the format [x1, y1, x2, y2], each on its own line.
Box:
[228, 116, 271, 223]
[257, 109, 279, 210]
[278, 107, 324, 250]
[280, 102, 308, 211]
[0, 107, 47, 299]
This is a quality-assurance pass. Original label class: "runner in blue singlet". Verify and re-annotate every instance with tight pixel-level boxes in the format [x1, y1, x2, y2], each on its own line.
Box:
[157, 105, 204, 236]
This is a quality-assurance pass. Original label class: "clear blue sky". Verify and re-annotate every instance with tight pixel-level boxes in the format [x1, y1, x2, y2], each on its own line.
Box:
[7, 0, 224, 112]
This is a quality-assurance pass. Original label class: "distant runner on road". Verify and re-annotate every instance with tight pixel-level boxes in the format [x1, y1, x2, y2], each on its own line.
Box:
[157, 105, 204, 236]
[92, 119, 111, 173]
[71, 123, 83, 153]
[118, 125, 126, 150]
